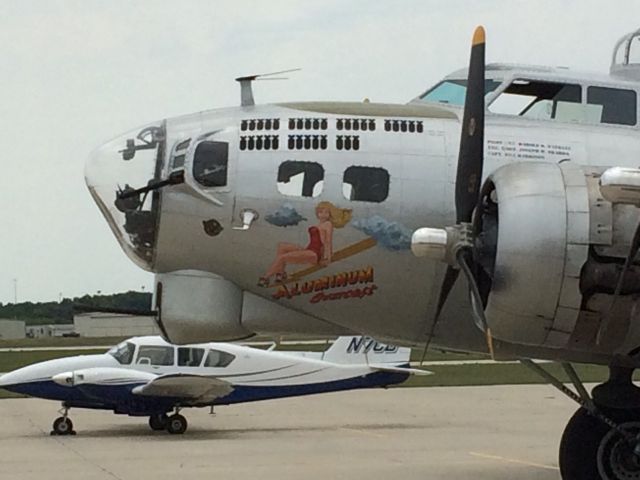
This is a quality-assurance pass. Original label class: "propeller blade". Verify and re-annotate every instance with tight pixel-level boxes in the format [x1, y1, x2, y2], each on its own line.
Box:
[598, 219, 640, 344]
[455, 26, 486, 223]
[419, 26, 487, 361]
[419, 266, 460, 363]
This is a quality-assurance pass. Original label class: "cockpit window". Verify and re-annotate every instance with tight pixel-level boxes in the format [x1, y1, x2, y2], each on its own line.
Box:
[420, 79, 501, 105]
[108, 341, 135, 365]
[204, 349, 235, 368]
[170, 138, 191, 170]
[136, 346, 175, 366]
[587, 86, 637, 126]
[489, 80, 582, 121]
[277, 161, 324, 197]
[193, 141, 229, 187]
[177, 347, 205, 367]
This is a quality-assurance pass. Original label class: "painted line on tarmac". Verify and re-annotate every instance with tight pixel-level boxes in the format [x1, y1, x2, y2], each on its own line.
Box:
[469, 451, 559, 471]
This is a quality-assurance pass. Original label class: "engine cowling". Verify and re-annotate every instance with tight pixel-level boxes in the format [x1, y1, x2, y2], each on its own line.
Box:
[477, 161, 640, 356]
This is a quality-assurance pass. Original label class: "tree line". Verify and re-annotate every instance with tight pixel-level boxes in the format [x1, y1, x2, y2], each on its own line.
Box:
[0, 292, 152, 325]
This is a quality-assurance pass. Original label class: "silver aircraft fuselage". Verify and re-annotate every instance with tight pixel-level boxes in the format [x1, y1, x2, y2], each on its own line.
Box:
[86, 62, 640, 363]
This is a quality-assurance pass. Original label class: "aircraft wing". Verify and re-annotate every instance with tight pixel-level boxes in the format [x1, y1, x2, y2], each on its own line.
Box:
[132, 374, 234, 403]
[369, 364, 433, 376]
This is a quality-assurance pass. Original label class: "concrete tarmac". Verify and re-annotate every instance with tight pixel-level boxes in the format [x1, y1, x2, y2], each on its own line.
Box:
[0, 385, 574, 480]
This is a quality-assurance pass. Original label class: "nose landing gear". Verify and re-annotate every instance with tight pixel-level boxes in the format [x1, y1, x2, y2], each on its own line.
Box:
[50, 405, 76, 436]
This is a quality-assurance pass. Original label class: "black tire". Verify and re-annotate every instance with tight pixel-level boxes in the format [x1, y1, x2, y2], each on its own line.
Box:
[165, 414, 187, 435]
[148, 413, 168, 431]
[52, 417, 74, 436]
[560, 407, 640, 480]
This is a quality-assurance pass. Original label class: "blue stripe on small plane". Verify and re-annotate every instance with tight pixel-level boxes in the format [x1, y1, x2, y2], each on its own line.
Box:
[1, 369, 409, 416]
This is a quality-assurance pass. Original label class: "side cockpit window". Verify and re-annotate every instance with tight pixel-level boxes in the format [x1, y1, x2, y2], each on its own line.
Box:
[343, 166, 389, 203]
[171, 138, 191, 170]
[108, 341, 135, 365]
[177, 347, 205, 367]
[277, 160, 324, 197]
[136, 346, 175, 366]
[587, 86, 637, 126]
[204, 349, 235, 368]
[193, 141, 228, 187]
[489, 80, 582, 121]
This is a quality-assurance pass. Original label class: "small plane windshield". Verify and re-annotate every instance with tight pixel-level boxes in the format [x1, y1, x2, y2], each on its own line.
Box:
[419, 79, 502, 105]
[108, 341, 136, 365]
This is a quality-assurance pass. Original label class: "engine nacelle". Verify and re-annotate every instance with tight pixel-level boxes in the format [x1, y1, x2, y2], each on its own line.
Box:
[480, 161, 640, 356]
[154, 270, 348, 344]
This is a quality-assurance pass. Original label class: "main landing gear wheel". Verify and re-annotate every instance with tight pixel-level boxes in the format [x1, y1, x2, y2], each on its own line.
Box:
[560, 407, 640, 480]
[148, 413, 168, 431]
[51, 416, 75, 436]
[165, 414, 187, 435]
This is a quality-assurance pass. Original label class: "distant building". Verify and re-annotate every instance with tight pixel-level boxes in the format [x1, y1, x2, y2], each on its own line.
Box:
[26, 324, 75, 338]
[0, 319, 26, 340]
[74, 312, 160, 337]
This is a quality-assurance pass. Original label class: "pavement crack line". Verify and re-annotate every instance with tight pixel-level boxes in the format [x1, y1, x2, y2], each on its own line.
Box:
[469, 451, 559, 471]
[26, 417, 124, 480]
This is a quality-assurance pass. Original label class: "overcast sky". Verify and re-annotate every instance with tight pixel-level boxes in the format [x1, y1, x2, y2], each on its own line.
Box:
[2, 0, 640, 304]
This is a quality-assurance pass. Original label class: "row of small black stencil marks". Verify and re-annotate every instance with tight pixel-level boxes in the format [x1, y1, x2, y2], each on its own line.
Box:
[288, 135, 328, 150]
[239, 136, 279, 150]
[240, 119, 280, 131]
[289, 118, 329, 130]
[384, 120, 424, 132]
[337, 118, 376, 131]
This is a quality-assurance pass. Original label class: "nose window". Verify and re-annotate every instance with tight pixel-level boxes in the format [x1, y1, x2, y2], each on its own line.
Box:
[193, 141, 229, 187]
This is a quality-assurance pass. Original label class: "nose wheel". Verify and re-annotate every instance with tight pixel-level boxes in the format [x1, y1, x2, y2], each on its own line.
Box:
[50, 405, 76, 436]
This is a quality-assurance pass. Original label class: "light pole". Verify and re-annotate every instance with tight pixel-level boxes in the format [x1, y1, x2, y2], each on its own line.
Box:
[13, 278, 17, 304]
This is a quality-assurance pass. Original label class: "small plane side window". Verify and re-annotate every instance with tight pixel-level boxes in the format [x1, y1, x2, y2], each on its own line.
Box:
[342, 166, 389, 203]
[489, 80, 582, 122]
[177, 347, 205, 367]
[204, 349, 235, 368]
[277, 160, 324, 197]
[587, 86, 637, 126]
[193, 141, 228, 187]
[136, 346, 175, 366]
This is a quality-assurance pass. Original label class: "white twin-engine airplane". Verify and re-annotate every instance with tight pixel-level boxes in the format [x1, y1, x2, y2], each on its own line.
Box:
[0, 336, 426, 435]
[85, 24, 640, 479]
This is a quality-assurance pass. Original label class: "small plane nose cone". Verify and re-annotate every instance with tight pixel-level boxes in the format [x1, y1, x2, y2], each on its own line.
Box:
[52, 372, 74, 387]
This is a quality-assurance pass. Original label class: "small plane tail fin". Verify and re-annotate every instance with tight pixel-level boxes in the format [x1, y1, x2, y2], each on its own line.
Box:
[322, 336, 411, 365]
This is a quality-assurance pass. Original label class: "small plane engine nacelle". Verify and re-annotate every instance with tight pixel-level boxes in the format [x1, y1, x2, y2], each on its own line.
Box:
[476, 161, 640, 355]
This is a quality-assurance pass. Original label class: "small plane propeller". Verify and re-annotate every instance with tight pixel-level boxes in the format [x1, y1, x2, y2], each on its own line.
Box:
[415, 27, 492, 361]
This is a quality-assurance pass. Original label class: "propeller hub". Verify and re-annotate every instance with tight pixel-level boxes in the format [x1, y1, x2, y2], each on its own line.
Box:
[411, 224, 474, 265]
[411, 228, 448, 260]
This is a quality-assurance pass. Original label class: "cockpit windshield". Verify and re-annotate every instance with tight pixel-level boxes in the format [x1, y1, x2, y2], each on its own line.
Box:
[419, 79, 502, 106]
[85, 122, 166, 270]
[108, 341, 136, 365]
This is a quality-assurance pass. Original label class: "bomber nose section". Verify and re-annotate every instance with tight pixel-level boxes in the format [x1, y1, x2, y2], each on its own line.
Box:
[85, 122, 167, 270]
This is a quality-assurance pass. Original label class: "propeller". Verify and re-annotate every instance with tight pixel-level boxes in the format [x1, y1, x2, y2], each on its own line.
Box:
[597, 220, 640, 345]
[415, 26, 489, 361]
